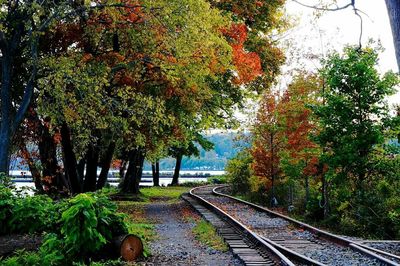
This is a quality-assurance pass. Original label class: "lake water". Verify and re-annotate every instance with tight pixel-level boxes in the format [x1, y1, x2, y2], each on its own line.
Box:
[11, 170, 225, 192]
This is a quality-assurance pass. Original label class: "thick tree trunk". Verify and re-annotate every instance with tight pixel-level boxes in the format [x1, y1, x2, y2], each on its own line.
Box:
[121, 149, 145, 194]
[171, 154, 182, 186]
[39, 124, 67, 192]
[152, 161, 160, 187]
[386, 0, 400, 71]
[83, 144, 99, 192]
[97, 141, 116, 190]
[60, 123, 82, 194]
[0, 129, 11, 174]
[77, 158, 85, 183]
[20, 143, 43, 193]
[119, 160, 127, 181]
[0, 53, 12, 174]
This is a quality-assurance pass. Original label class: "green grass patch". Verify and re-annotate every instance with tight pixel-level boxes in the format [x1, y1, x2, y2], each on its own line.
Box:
[127, 222, 156, 258]
[117, 201, 157, 257]
[139, 186, 190, 202]
[192, 220, 228, 252]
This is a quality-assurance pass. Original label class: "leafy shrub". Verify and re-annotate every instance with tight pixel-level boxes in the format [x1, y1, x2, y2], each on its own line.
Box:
[0, 250, 42, 266]
[225, 149, 252, 194]
[10, 195, 58, 233]
[0, 185, 15, 234]
[58, 193, 127, 259]
[207, 175, 227, 184]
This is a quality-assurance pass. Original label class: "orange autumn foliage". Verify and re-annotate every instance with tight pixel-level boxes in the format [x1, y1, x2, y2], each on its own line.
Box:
[223, 23, 263, 84]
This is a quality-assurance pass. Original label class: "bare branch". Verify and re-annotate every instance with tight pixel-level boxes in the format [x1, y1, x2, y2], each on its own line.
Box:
[291, 0, 354, 11]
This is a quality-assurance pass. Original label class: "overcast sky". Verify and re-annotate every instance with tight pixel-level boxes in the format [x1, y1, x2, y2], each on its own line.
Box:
[284, 0, 399, 104]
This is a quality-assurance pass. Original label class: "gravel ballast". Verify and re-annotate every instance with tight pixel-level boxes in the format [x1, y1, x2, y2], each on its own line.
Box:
[139, 200, 243, 266]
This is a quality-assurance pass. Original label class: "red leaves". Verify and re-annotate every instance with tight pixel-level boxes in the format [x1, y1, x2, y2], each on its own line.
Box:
[223, 23, 247, 44]
[223, 23, 263, 84]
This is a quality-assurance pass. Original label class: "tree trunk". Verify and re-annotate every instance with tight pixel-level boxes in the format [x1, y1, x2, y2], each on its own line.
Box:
[119, 160, 127, 181]
[270, 133, 276, 207]
[386, 0, 400, 71]
[305, 175, 309, 209]
[39, 123, 67, 192]
[97, 141, 116, 190]
[152, 161, 160, 187]
[171, 154, 182, 186]
[77, 158, 85, 183]
[20, 143, 43, 193]
[121, 149, 145, 194]
[60, 123, 82, 194]
[0, 53, 12, 174]
[83, 144, 99, 192]
[319, 163, 329, 219]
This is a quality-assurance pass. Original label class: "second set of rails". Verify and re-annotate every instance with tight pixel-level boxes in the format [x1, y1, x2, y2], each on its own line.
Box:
[185, 185, 400, 266]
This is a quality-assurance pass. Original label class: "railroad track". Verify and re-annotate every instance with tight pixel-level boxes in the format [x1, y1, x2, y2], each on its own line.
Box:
[185, 185, 400, 266]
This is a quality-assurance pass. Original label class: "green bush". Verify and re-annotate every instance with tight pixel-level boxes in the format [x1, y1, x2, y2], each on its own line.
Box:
[0, 185, 15, 234]
[0, 250, 42, 266]
[225, 149, 252, 195]
[10, 195, 58, 233]
[207, 175, 227, 184]
[52, 193, 128, 260]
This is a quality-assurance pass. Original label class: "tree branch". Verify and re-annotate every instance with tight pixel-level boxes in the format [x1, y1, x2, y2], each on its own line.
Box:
[12, 36, 38, 134]
[291, 0, 354, 11]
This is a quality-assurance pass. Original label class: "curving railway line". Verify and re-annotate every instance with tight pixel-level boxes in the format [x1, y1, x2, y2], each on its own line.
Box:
[184, 185, 400, 266]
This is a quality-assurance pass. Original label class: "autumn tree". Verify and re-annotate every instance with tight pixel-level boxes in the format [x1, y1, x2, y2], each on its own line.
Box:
[251, 90, 284, 206]
[278, 75, 321, 207]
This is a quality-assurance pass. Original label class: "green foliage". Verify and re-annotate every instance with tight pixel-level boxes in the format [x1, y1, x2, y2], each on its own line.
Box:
[225, 149, 253, 194]
[0, 250, 42, 266]
[0, 184, 15, 234]
[315, 45, 399, 183]
[192, 219, 228, 252]
[10, 195, 58, 234]
[208, 175, 228, 184]
[57, 193, 127, 258]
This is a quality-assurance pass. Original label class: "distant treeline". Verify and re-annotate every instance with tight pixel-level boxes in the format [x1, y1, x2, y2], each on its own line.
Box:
[143, 133, 248, 171]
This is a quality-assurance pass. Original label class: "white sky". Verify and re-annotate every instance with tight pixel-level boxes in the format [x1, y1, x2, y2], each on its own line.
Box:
[283, 0, 399, 105]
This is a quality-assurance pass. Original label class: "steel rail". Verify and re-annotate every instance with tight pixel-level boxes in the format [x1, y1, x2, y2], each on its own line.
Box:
[190, 185, 327, 266]
[213, 185, 399, 266]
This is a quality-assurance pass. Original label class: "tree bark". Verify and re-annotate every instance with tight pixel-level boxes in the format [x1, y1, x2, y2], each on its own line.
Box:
[97, 141, 116, 190]
[60, 123, 82, 194]
[152, 161, 160, 187]
[20, 143, 44, 193]
[119, 160, 127, 181]
[305, 175, 310, 209]
[386, 0, 400, 71]
[121, 149, 145, 194]
[39, 123, 67, 192]
[0, 52, 12, 174]
[171, 154, 182, 186]
[83, 144, 99, 192]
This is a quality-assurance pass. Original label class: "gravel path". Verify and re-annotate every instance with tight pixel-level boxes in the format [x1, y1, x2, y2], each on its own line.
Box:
[138, 200, 243, 266]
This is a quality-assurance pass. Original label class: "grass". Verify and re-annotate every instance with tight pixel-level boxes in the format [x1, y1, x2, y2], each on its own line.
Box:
[192, 219, 228, 252]
[116, 201, 156, 257]
[139, 186, 191, 203]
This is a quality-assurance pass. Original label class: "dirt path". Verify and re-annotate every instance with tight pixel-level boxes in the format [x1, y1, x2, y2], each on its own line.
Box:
[139, 200, 243, 266]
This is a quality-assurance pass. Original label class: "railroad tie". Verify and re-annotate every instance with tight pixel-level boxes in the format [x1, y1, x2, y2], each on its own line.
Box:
[182, 194, 278, 266]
